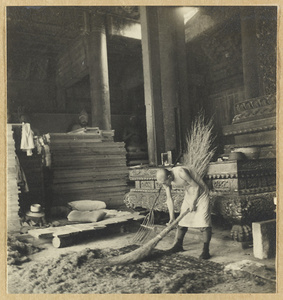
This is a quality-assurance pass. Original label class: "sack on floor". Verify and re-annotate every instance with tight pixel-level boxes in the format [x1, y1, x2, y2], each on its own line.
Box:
[67, 210, 106, 222]
[50, 206, 72, 218]
[68, 200, 106, 211]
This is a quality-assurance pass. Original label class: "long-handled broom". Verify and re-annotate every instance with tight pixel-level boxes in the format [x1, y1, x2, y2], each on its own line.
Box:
[132, 152, 183, 245]
[108, 205, 193, 265]
[132, 186, 162, 244]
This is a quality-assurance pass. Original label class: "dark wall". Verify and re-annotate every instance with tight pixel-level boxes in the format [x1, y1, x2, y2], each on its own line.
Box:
[7, 53, 58, 116]
[7, 37, 145, 138]
[108, 41, 146, 142]
[186, 12, 244, 127]
[185, 6, 277, 154]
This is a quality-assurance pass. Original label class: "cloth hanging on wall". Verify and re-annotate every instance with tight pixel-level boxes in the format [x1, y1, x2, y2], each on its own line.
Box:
[20, 123, 35, 156]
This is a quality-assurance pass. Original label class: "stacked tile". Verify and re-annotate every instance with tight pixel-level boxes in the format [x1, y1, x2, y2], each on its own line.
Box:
[6, 124, 21, 232]
[49, 128, 129, 208]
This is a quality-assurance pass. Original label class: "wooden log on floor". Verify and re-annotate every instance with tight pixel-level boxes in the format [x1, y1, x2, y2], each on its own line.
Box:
[29, 212, 144, 247]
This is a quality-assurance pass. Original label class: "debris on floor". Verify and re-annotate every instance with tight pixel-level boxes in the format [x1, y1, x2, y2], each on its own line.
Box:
[7, 235, 43, 265]
[7, 245, 276, 294]
[224, 260, 276, 282]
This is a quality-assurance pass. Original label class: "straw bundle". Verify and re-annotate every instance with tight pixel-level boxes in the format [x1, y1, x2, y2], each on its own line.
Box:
[183, 112, 216, 178]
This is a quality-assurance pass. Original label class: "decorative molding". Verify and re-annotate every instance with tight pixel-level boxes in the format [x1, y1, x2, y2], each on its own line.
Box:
[222, 117, 276, 136]
[124, 190, 184, 212]
[130, 187, 184, 193]
[232, 110, 276, 124]
[129, 167, 160, 180]
[255, 7, 277, 95]
[140, 180, 155, 189]
[206, 173, 238, 179]
[212, 180, 231, 192]
[234, 94, 276, 113]
[130, 176, 157, 181]
[237, 158, 276, 171]
[238, 186, 276, 195]
[206, 170, 275, 179]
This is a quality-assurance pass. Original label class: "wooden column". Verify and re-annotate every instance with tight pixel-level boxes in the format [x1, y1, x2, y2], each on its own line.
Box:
[86, 14, 111, 130]
[174, 7, 191, 153]
[140, 7, 189, 165]
[140, 7, 165, 165]
[240, 7, 261, 99]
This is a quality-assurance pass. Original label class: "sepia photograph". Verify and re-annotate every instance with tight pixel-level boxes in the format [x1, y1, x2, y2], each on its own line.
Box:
[2, 3, 280, 296]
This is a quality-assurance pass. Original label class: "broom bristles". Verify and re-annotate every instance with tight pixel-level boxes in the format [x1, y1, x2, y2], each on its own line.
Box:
[108, 237, 160, 265]
[183, 112, 216, 178]
[108, 207, 192, 265]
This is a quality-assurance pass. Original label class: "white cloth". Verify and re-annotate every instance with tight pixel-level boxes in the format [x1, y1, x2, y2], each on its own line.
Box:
[178, 191, 212, 228]
[20, 123, 35, 156]
[171, 166, 212, 228]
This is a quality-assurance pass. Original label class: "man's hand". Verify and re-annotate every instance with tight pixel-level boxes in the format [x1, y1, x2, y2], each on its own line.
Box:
[187, 202, 196, 212]
[166, 216, 176, 226]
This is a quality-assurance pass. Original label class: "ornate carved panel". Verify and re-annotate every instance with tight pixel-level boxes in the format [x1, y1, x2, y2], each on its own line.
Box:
[140, 180, 155, 190]
[212, 192, 275, 225]
[232, 94, 276, 124]
[212, 179, 231, 192]
[255, 7, 277, 96]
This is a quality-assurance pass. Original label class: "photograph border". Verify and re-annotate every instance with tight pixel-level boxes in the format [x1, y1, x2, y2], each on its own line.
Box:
[0, 0, 282, 299]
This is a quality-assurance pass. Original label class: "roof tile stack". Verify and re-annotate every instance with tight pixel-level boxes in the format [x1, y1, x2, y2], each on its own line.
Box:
[49, 128, 129, 208]
[7, 124, 21, 232]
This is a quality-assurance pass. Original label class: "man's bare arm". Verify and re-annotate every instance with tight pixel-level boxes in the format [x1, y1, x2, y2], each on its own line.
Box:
[163, 184, 175, 223]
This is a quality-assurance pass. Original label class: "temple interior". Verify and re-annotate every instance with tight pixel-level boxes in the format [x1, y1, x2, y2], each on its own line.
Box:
[5, 6, 278, 294]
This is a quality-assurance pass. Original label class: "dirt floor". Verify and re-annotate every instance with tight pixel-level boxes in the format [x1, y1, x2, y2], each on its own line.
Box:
[7, 244, 275, 294]
[6, 218, 276, 294]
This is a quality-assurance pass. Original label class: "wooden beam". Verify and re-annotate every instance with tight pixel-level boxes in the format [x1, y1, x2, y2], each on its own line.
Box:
[140, 7, 165, 166]
[86, 14, 111, 130]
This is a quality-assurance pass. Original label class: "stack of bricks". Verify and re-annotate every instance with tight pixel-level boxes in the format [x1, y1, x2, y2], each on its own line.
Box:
[7, 124, 21, 232]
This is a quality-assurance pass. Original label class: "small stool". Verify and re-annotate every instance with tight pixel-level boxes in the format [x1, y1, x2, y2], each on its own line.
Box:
[25, 211, 47, 227]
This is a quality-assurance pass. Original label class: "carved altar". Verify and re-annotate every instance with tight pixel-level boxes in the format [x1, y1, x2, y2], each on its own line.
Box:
[222, 94, 276, 158]
[124, 160, 276, 223]
[206, 159, 276, 225]
[124, 95, 276, 243]
[124, 166, 184, 213]
[219, 94, 277, 241]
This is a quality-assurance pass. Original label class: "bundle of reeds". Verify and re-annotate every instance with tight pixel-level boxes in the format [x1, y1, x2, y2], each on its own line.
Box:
[183, 112, 216, 178]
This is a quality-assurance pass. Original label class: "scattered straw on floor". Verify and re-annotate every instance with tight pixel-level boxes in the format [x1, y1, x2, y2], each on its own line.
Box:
[7, 245, 276, 294]
[7, 235, 43, 265]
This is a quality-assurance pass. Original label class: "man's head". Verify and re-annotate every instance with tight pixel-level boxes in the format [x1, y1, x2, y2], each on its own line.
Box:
[79, 109, 88, 127]
[156, 168, 173, 186]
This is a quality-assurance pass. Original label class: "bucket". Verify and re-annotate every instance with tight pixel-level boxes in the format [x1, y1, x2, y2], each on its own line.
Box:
[30, 204, 42, 213]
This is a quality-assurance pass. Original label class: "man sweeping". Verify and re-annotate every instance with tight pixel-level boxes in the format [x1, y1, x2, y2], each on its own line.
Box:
[108, 113, 215, 265]
[156, 166, 212, 259]
[156, 113, 215, 259]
